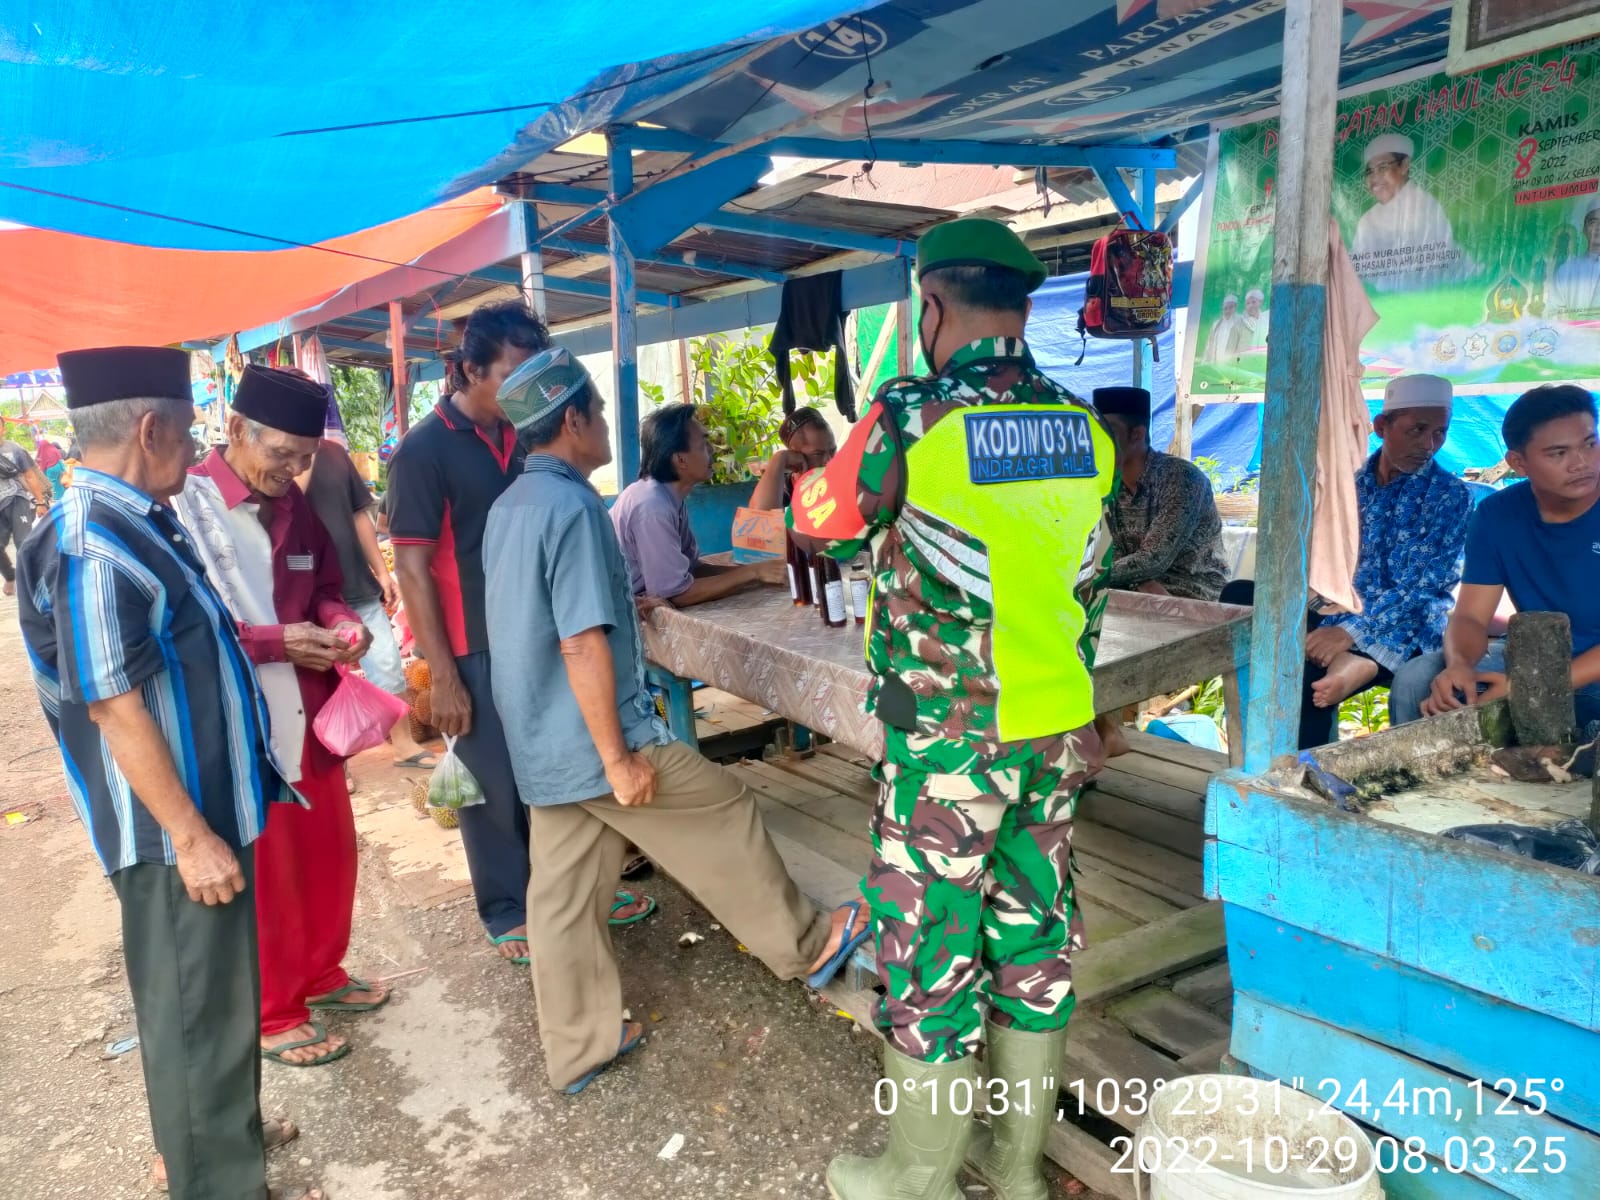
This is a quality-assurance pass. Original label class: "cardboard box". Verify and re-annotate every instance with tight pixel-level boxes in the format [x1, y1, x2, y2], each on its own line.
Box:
[731, 505, 784, 558]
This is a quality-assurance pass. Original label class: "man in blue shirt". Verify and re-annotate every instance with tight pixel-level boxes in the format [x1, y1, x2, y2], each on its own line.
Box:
[1392, 384, 1600, 731]
[19, 347, 322, 1200]
[1221, 374, 1470, 747]
[484, 349, 869, 1095]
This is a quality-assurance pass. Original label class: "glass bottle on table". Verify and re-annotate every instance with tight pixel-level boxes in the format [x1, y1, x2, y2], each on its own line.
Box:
[785, 531, 811, 607]
[808, 551, 825, 612]
[821, 555, 848, 628]
[847, 554, 870, 626]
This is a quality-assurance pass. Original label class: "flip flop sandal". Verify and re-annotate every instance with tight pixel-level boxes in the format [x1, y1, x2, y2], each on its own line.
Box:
[307, 975, 390, 1013]
[563, 1022, 646, 1095]
[487, 931, 530, 965]
[261, 1020, 351, 1067]
[609, 889, 658, 926]
[151, 1118, 299, 1190]
[393, 751, 439, 769]
[620, 854, 654, 881]
[806, 899, 873, 989]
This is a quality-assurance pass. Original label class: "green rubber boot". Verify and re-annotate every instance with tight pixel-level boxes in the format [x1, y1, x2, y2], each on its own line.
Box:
[827, 1046, 976, 1200]
[963, 1020, 1069, 1200]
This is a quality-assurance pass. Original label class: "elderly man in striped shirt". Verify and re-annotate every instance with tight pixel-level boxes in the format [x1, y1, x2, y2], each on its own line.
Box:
[17, 347, 324, 1199]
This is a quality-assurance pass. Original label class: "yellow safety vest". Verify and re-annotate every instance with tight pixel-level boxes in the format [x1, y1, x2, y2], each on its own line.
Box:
[894, 400, 1115, 740]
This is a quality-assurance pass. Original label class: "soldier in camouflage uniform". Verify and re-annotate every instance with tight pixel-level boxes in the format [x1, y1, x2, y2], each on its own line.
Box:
[790, 218, 1117, 1200]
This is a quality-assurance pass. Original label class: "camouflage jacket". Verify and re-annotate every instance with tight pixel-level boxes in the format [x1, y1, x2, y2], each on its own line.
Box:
[788, 337, 1116, 762]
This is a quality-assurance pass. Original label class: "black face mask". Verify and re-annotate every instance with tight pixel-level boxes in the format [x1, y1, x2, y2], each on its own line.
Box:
[918, 294, 944, 372]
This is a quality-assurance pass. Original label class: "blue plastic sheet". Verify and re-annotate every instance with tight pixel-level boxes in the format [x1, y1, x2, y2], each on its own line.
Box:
[0, 2, 851, 247]
[1, 1, 1450, 250]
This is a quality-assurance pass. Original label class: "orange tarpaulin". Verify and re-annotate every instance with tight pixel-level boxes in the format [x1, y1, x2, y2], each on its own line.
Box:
[0, 190, 504, 374]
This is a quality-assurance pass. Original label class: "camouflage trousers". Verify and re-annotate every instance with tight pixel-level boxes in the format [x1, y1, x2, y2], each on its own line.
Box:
[865, 727, 1093, 1063]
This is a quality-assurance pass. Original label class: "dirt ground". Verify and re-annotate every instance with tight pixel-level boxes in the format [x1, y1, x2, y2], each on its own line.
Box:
[0, 590, 1098, 1200]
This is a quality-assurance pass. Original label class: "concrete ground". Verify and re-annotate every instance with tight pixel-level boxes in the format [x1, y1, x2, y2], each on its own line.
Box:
[0, 593, 1097, 1199]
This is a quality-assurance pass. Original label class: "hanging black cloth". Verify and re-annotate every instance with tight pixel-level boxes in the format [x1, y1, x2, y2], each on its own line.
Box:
[768, 270, 856, 421]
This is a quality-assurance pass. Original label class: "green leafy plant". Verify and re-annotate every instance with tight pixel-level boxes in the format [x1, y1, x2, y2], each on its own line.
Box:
[645, 331, 829, 486]
[1194, 454, 1260, 495]
[1189, 676, 1227, 726]
[1339, 684, 1390, 736]
[331, 365, 386, 453]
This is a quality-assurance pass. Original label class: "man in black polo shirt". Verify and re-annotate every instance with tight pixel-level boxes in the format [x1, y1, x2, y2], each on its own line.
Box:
[388, 301, 653, 963]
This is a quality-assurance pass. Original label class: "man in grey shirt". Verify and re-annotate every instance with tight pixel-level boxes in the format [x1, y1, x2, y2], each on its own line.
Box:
[609, 402, 785, 604]
[484, 350, 869, 1095]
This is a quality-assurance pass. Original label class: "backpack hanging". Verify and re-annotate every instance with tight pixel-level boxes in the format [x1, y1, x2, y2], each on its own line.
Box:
[1076, 218, 1174, 364]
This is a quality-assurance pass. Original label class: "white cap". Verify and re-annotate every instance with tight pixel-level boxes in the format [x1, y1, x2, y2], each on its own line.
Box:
[1382, 373, 1452, 414]
[1363, 133, 1414, 164]
[1245, 288, 1264, 302]
[1222, 293, 1238, 305]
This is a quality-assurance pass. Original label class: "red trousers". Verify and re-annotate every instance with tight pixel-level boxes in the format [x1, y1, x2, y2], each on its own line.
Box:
[256, 750, 357, 1036]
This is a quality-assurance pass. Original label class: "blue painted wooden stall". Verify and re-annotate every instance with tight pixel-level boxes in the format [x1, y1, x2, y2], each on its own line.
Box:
[1207, 755, 1600, 1199]
[1187, 5, 1600, 1197]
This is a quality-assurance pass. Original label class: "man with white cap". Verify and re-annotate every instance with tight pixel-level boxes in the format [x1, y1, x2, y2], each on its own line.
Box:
[1221, 373, 1469, 747]
[1549, 198, 1600, 318]
[1351, 133, 1460, 292]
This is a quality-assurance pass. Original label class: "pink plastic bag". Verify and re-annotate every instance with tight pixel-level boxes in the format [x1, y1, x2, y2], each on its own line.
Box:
[313, 667, 410, 758]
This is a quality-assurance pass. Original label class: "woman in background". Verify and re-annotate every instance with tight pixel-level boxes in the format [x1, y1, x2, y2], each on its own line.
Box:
[748, 406, 837, 511]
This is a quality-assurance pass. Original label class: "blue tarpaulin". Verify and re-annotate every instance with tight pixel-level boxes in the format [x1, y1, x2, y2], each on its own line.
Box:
[1, 2, 1450, 249]
[1028, 272, 1262, 475]
[0, 2, 852, 247]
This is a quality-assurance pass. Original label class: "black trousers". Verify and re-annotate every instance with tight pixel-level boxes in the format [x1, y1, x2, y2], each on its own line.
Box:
[0, 495, 37, 583]
[1218, 580, 1395, 750]
[453, 651, 531, 936]
[110, 851, 266, 1200]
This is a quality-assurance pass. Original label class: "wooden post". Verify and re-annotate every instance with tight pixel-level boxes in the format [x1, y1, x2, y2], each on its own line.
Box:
[520, 201, 547, 320]
[895, 298, 912, 375]
[1505, 611, 1577, 746]
[388, 299, 410, 436]
[1241, 0, 1341, 773]
[675, 339, 691, 405]
[1132, 167, 1157, 390]
[609, 132, 641, 481]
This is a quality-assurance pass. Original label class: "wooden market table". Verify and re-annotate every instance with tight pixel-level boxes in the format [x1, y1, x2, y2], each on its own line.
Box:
[640, 586, 1253, 759]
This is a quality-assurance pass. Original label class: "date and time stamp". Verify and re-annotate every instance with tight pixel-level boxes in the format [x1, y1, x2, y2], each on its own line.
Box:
[872, 1072, 1573, 1178]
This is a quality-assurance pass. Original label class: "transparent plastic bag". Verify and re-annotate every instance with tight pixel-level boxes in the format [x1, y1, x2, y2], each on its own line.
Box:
[313, 667, 410, 758]
[427, 735, 486, 810]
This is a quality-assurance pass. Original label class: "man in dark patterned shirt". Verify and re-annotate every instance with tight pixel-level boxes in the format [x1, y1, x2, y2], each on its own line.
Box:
[1095, 386, 1228, 601]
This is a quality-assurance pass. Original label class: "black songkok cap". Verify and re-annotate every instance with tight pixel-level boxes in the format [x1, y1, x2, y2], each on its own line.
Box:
[57, 346, 190, 409]
[231, 364, 327, 438]
[1092, 386, 1152, 422]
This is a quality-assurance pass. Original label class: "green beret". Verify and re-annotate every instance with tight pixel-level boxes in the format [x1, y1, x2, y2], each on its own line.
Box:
[498, 345, 593, 433]
[916, 217, 1047, 293]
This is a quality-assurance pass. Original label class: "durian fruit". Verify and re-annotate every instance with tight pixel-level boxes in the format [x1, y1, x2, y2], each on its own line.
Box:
[410, 780, 429, 816]
[413, 687, 433, 727]
[405, 659, 432, 692]
[409, 713, 434, 744]
[430, 804, 460, 830]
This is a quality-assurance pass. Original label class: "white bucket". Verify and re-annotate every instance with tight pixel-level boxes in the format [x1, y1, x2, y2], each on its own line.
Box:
[1131, 1075, 1383, 1199]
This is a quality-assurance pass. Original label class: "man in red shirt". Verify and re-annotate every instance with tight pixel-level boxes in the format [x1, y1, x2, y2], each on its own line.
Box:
[175, 365, 390, 1066]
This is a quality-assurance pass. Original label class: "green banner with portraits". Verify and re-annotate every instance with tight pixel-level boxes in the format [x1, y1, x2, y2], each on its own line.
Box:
[1187, 43, 1600, 399]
